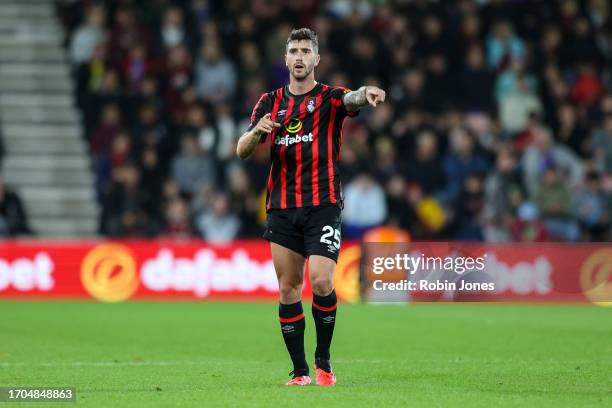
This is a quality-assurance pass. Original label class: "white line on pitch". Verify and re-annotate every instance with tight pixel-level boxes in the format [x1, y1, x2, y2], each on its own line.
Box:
[0, 359, 388, 367]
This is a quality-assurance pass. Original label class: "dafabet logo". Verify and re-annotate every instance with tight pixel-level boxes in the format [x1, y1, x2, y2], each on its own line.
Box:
[80, 244, 139, 302]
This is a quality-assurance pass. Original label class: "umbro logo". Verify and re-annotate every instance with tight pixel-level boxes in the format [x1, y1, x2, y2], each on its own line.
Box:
[322, 316, 335, 324]
[281, 324, 295, 333]
[277, 110, 287, 117]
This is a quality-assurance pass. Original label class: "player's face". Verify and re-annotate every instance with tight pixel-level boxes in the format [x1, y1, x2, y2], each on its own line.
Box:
[285, 40, 320, 80]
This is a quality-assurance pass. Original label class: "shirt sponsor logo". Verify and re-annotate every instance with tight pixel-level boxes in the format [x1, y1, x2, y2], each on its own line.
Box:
[285, 118, 303, 133]
[274, 132, 314, 146]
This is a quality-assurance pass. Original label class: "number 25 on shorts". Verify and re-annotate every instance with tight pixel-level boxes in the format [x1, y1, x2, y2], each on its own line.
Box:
[320, 226, 341, 249]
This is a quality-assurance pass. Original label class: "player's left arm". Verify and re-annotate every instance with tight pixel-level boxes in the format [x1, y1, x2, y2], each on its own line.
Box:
[343, 86, 386, 112]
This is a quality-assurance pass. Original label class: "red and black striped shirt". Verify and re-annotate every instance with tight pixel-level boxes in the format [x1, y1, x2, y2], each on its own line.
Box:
[248, 83, 359, 211]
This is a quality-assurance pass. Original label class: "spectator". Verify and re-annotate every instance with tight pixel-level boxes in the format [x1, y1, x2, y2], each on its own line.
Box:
[126, 77, 164, 126]
[181, 105, 216, 154]
[372, 137, 400, 183]
[495, 58, 538, 103]
[384, 175, 416, 231]
[100, 164, 157, 236]
[576, 171, 609, 240]
[593, 114, 612, 173]
[163, 44, 193, 108]
[69, 4, 106, 65]
[107, 6, 151, 62]
[510, 202, 548, 242]
[483, 147, 525, 242]
[499, 76, 543, 134]
[139, 147, 165, 200]
[160, 7, 186, 49]
[133, 104, 167, 153]
[405, 129, 446, 195]
[522, 126, 583, 197]
[190, 0, 213, 27]
[195, 41, 237, 102]
[227, 165, 260, 237]
[343, 173, 387, 239]
[571, 63, 605, 107]
[534, 167, 580, 241]
[90, 104, 121, 156]
[76, 43, 108, 111]
[195, 192, 241, 243]
[442, 127, 489, 203]
[93, 130, 131, 197]
[460, 46, 494, 112]
[162, 197, 193, 239]
[171, 133, 216, 196]
[214, 104, 238, 161]
[0, 177, 30, 236]
[486, 20, 525, 72]
[455, 14, 484, 63]
[454, 173, 486, 241]
[560, 17, 603, 68]
[122, 44, 155, 93]
[537, 25, 563, 67]
[423, 53, 455, 112]
[555, 102, 590, 158]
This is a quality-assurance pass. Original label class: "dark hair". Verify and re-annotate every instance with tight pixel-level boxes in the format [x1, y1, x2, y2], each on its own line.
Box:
[286, 28, 318, 53]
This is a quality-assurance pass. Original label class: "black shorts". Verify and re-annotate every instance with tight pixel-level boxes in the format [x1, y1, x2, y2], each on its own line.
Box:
[263, 204, 342, 262]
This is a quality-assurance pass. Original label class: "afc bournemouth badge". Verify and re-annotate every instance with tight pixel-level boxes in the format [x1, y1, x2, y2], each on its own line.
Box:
[307, 98, 316, 113]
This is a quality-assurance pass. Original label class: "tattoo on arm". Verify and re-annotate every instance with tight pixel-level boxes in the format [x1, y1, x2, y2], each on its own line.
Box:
[342, 86, 367, 112]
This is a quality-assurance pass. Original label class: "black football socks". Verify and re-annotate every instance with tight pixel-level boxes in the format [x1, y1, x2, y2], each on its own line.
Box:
[312, 289, 337, 372]
[279, 301, 308, 376]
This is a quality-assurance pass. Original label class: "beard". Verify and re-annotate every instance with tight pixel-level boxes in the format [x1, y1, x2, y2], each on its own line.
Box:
[290, 63, 313, 80]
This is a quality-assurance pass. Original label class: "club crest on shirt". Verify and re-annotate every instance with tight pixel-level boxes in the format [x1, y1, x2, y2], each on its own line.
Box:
[307, 98, 316, 113]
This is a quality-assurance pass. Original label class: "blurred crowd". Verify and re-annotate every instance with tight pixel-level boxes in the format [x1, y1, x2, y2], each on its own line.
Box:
[51, 0, 611, 243]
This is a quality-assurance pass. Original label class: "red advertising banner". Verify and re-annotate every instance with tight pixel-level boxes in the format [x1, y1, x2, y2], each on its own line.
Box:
[0, 240, 609, 304]
[0, 241, 295, 302]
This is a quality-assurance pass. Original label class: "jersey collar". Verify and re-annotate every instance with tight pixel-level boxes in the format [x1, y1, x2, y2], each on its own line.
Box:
[285, 82, 322, 98]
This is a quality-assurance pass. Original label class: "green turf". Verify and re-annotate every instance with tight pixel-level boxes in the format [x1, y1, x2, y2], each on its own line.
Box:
[0, 301, 610, 407]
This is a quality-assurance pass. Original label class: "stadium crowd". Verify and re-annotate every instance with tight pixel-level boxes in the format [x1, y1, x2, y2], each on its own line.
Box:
[52, 0, 611, 242]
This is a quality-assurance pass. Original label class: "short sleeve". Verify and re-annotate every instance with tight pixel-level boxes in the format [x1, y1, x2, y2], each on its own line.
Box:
[247, 93, 271, 135]
[331, 86, 360, 118]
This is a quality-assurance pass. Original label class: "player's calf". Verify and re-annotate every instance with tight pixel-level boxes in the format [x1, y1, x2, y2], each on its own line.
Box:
[311, 289, 337, 378]
[279, 301, 309, 382]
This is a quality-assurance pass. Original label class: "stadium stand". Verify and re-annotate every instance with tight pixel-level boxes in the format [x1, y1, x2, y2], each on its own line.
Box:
[0, 0, 98, 237]
[49, 0, 612, 242]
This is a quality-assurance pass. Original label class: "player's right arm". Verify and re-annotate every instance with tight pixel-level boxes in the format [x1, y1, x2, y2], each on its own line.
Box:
[237, 93, 281, 160]
[236, 113, 281, 160]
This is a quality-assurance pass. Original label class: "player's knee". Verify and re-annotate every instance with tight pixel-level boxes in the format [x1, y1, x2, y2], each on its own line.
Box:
[279, 281, 303, 302]
[311, 275, 333, 296]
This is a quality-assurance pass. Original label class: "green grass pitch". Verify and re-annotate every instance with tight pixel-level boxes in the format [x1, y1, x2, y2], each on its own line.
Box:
[0, 301, 610, 407]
